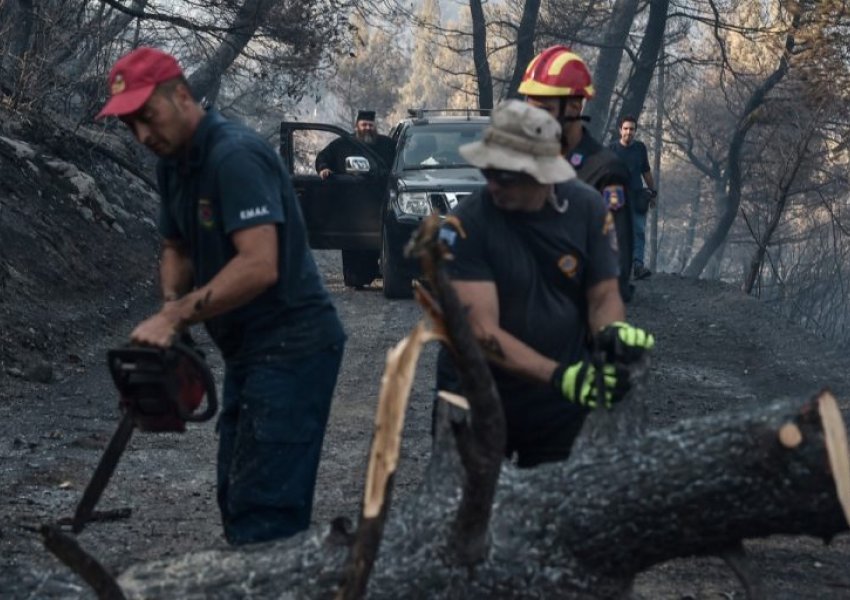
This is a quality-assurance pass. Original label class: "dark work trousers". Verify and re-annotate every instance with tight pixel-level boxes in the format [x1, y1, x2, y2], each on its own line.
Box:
[631, 202, 648, 266]
[216, 341, 344, 545]
[613, 205, 634, 302]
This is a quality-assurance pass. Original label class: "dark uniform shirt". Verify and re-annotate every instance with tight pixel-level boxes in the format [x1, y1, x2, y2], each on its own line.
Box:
[157, 111, 345, 361]
[315, 134, 395, 174]
[609, 140, 650, 193]
[435, 180, 619, 462]
[568, 127, 633, 300]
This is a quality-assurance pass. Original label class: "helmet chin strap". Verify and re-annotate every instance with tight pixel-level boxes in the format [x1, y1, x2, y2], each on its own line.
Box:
[556, 96, 590, 150]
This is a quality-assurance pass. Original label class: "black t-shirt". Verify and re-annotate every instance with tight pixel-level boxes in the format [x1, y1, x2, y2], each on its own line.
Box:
[157, 111, 345, 361]
[435, 180, 619, 433]
[568, 128, 634, 298]
[314, 134, 395, 174]
[609, 140, 650, 192]
[568, 127, 631, 210]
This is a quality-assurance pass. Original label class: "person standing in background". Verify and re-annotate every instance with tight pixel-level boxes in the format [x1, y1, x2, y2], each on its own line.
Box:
[610, 116, 657, 280]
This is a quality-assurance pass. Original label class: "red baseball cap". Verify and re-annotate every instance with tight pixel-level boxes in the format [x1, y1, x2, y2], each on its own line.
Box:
[96, 47, 184, 119]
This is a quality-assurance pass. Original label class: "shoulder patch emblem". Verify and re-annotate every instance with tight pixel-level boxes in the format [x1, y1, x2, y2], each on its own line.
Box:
[439, 215, 467, 248]
[602, 185, 625, 211]
[570, 153, 584, 167]
[558, 253, 580, 278]
[438, 226, 458, 247]
[198, 198, 215, 230]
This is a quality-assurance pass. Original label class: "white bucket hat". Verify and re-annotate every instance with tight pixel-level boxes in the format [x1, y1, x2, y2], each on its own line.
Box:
[459, 100, 576, 184]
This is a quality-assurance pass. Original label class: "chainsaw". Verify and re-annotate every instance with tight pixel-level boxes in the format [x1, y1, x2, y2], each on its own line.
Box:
[70, 339, 217, 533]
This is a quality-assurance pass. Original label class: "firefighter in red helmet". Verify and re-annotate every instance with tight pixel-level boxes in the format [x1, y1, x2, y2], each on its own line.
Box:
[520, 46, 635, 302]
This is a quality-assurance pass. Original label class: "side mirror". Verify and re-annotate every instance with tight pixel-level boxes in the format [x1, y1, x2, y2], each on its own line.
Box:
[345, 156, 371, 175]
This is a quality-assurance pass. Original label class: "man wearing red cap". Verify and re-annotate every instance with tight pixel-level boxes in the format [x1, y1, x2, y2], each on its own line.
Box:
[98, 47, 346, 545]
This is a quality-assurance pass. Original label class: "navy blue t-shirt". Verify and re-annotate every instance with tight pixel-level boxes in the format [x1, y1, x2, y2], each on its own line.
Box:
[435, 180, 619, 437]
[157, 111, 345, 360]
[609, 140, 650, 192]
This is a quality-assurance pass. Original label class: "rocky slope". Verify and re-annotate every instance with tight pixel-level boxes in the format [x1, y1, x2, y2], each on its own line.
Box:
[0, 112, 161, 383]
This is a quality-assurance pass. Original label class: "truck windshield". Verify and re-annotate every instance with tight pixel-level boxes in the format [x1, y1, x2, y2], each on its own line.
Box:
[399, 123, 487, 170]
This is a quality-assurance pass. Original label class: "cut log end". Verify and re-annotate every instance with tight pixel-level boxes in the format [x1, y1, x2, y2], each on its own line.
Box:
[816, 391, 850, 527]
[778, 422, 803, 448]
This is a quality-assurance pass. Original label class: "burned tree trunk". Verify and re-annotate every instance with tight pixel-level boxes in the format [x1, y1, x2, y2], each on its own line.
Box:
[116, 390, 849, 599]
[469, 0, 494, 110]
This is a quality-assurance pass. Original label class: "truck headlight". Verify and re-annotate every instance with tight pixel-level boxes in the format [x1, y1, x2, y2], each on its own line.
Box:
[397, 192, 432, 216]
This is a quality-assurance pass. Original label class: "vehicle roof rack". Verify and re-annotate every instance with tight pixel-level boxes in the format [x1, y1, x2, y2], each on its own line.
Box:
[406, 108, 491, 121]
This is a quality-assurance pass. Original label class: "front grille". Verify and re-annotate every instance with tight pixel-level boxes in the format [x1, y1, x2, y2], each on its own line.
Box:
[428, 192, 472, 215]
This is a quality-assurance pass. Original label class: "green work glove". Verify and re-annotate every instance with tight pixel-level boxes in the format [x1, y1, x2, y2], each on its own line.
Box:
[551, 360, 630, 409]
[595, 321, 655, 364]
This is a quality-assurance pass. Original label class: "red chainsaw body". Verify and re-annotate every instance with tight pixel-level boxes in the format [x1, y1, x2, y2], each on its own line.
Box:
[108, 344, 214, 433]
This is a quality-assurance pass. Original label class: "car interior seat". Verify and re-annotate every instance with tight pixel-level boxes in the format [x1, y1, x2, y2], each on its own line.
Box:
[404, 134, 437, 165]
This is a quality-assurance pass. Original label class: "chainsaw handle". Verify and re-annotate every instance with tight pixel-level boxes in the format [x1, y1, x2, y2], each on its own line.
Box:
[171, 341, 218, 422]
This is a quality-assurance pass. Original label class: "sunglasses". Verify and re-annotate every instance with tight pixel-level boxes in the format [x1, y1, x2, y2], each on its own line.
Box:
[481, 169, 537, 186]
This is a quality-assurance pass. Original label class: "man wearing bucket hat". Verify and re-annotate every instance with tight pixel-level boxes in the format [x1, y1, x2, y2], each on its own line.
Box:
[435, 100, 654, 467]
[519, 46, 635, 303]
[97, 47, 346, 545]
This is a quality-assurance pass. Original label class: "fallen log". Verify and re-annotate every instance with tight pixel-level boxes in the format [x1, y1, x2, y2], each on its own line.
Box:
[115, 389, 849, 599]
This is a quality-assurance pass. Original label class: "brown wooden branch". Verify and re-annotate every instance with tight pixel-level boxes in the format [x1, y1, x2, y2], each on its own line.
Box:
[819, 390, 850, 526]
[336, 322, 439, 599]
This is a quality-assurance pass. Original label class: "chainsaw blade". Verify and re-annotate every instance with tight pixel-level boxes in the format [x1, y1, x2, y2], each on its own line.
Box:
[71, 410, 135, 534]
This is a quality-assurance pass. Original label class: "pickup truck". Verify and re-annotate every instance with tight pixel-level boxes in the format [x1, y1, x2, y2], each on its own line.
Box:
[279, 110, 488, 298]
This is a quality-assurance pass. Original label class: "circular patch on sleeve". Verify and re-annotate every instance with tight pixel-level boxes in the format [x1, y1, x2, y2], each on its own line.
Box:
[198, 198, 215, 230]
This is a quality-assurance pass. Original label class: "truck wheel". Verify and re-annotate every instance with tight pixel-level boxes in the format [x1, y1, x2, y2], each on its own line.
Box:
[342, 250, 378, 289]
[382, 228, 412, 299]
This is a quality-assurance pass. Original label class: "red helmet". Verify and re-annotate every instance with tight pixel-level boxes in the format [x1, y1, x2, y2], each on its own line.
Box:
[518, 46, 595, 98]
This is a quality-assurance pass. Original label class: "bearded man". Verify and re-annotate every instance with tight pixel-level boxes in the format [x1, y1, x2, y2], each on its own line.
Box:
[315, 110, 396, 178]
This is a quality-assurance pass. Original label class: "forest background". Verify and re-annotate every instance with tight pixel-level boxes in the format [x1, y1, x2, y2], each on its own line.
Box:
[3, 0, 850, 343]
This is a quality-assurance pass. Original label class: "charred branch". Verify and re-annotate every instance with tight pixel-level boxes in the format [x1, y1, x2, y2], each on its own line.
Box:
[41, 525, 126, 600]
[409, 215, 505, 565]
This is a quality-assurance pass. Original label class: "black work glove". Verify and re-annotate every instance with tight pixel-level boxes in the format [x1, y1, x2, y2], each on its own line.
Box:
[551, 359, 631, 409]
[595, 321, 655, 365]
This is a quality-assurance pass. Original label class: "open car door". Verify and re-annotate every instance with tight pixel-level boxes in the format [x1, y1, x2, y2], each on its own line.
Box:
[279, 122, 389, 252]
